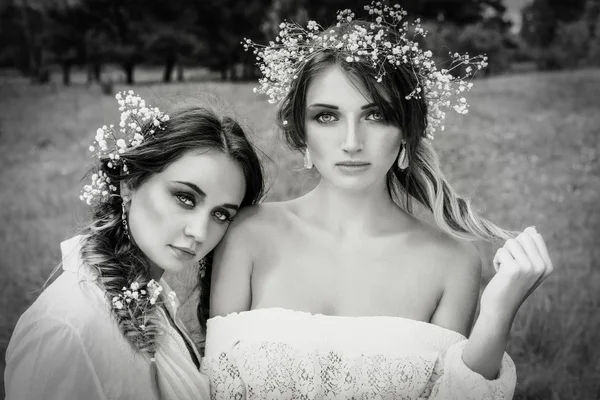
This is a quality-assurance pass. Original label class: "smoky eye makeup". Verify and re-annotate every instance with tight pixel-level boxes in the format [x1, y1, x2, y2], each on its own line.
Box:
[212, 208, 235, 223]
[174, 191, 197, 208]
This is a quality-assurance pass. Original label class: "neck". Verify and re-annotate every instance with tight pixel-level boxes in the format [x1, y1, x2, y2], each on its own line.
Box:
[149, 264, 165, 282]
[303, 177, 403, 237]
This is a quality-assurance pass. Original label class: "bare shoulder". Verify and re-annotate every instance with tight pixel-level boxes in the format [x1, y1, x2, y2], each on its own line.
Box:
[228, 202, 288, 233]
[410, 222, 483, 334]
[217, 201, 291, 252]
[407, 218, 482, 279]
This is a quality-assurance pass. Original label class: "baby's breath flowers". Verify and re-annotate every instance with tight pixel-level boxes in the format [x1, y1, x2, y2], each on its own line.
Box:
[243, 1, 488, 141]
[111, 279, 177, 331]
[80, 90, 169, 205]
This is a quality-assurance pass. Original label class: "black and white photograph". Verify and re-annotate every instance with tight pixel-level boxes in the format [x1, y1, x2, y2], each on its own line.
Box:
[1, 0, 598, 399]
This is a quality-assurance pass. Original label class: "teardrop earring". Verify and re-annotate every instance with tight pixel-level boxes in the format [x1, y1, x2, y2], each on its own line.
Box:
[303, 148, 313, 169]
[397, 141, 409, 170]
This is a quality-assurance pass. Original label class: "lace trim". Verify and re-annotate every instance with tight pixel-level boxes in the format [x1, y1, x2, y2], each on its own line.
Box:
[202, 341, 439, 399]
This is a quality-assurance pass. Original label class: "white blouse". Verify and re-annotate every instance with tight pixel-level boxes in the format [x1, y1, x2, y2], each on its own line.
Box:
[4, 235, 210, 400]
[201, 308, 517, 399]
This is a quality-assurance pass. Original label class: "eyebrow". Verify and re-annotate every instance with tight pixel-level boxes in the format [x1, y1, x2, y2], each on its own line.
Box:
[307, 103, 378, 110]
[175, 181, 240, 211]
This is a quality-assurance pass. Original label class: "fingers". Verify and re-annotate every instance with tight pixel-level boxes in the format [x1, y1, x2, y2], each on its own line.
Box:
[503, 237, 534, 272]
[492, 247, 518, 274]
[515, 229, 546, 275]
[496, 226, 554, 284]
[524, 227, 554, 278]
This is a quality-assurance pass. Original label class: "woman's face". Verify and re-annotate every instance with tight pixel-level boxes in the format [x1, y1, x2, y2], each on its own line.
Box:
[127, 149, 246, 276]
[304, 63, 403, 192]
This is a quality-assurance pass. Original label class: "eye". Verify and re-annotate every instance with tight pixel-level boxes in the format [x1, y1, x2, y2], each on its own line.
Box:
[366, 111, 384, 122]
[213, 209, 234, 223]
[315, 113, 338, 124]
[175, 193, 196, 208]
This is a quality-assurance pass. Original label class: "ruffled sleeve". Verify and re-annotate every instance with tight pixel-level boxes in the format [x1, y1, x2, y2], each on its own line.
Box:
[428, 340, 516, 400]
[5, 316, 107, 400]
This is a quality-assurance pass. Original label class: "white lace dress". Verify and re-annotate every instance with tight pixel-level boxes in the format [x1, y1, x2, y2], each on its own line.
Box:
[200, 308, 516, 400]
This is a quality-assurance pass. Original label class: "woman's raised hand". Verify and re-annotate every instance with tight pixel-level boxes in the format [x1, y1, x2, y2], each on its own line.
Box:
[480, 227, 554, 321]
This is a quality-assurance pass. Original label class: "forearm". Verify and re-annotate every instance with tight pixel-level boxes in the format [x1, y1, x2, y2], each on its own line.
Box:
[461, 311, 514, 380]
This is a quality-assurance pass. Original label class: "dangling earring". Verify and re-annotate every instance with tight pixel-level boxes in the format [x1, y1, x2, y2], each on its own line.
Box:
[397, 141, 409, 170]
[303, 147, 313, 169]
[198, 258, 207, 278]
[121, 197, 131, 240]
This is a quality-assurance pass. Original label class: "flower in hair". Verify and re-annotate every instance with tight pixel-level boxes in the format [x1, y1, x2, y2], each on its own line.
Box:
[111, 279, 168, 330]
[243, 1, 487, 140]
[112, 279, 163, 310]
[80, 91, 170, 205]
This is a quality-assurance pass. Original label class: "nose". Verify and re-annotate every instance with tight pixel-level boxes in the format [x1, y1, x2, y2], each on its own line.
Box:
[183, 212, 210, 243]
[340, 120, 363, 154]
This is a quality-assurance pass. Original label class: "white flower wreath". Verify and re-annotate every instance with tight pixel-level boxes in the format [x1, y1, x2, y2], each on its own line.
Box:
[244, 1, 488, 141]
[80, 91, 170, 205]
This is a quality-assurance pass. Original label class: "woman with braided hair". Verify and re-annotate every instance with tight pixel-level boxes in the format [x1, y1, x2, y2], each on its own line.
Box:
[201, 3, 554, 399]
[5, 92, 265, 400]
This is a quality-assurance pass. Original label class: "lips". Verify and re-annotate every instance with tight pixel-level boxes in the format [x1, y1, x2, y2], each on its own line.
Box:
[169, 245, 197, 260]
[336, 161, 371, 166]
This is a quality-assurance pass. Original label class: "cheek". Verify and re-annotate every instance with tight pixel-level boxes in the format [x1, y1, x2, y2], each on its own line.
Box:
[306, 127, 337, 159]
[382, 129, 403, 157]
[129, 188, 170, 239]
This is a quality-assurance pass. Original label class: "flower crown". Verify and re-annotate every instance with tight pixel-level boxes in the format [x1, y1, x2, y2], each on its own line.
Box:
[80, 91, 170, 205]
[243, 1, 488, 140]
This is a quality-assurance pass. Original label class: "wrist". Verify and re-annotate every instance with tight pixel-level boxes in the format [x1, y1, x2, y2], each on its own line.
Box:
[476, 308, 515, 335]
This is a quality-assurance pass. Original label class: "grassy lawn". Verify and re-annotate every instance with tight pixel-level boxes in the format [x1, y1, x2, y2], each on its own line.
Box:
[1, 68, 598, 399]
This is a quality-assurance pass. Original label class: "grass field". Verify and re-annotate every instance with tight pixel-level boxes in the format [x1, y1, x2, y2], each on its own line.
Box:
[1, 68, 599, 399]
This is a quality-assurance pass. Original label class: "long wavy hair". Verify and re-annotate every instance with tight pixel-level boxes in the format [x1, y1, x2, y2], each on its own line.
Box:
[277, 20, 514, 242]
[79, 103, 265, 396]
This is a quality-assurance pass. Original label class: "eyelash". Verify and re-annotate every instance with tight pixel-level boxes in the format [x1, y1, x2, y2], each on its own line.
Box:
[366, 111, 384, 121]
[314, 111, 385, 124]
[213, 210, 234, 223]
[176, 193, 234, 223]
[315, 112, 338, 124]
[176, 193, 195, 208]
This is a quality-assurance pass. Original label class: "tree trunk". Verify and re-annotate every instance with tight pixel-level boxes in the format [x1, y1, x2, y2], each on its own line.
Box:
[94, 63, 102, 82]
[88, 63, 102, 84]
[176, 64, 184, 82]
[163, 56, 175, 83]
[62, 63, 71, 85]
[124, 64, 135, 84]
[220, 67, 227, 81]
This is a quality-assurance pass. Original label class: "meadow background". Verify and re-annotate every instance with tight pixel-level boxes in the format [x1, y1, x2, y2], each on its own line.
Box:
[1, 65, 599, 399]
[2, 0, 600, 398]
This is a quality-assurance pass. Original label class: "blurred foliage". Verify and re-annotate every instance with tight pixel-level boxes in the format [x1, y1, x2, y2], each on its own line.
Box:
[522, 0, 600, 70]
[0, 0, 519, 85]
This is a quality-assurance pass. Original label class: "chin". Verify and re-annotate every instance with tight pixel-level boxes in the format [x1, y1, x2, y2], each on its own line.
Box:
[331, 178, 379, 193]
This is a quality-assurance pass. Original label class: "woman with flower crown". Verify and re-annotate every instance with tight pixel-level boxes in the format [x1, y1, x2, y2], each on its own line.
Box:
[4, 92, 265, 400]
[200, 3, 554, 399]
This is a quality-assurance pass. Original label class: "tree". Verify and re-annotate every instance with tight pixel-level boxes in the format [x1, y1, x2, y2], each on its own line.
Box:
[521, 0, 589, 47]
[0, 0, 50, 82]
[45, 2, 88, 85]
[141, 0, 203, 83]
[194, 0, 271, 81]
